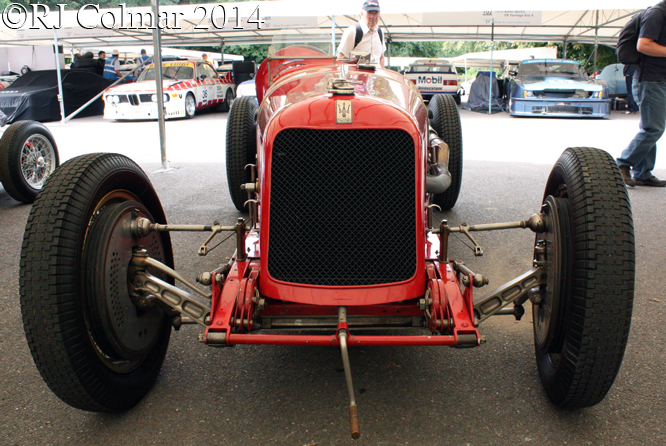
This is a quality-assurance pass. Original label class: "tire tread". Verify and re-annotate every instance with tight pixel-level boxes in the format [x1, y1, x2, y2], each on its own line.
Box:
[539, 147, 634, 408]
[20, 153, 171, 412]
[428, 94, 463, 210]
[226, 96, 257, 211]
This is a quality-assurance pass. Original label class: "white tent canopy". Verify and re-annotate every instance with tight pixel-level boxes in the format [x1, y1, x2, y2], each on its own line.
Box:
[0, 0, 653, 48]
[450, 46, 559, 68]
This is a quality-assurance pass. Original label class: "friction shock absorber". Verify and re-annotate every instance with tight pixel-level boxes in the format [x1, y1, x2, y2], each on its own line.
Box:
[337, 306, 360, 439]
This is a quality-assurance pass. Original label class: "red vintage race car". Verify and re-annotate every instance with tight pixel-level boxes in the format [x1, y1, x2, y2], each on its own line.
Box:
[20, 38, 634, 439]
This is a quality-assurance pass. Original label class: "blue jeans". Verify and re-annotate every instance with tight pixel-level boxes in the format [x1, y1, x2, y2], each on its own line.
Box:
[625, 76, 639, 112]
[618, 80, 666, 180]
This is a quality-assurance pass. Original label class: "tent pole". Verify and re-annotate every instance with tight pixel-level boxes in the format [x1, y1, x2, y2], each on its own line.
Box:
[594, 11, 599, 74]
[387, 38, 391, 68]
[332, 15, 336, 55]
[151, 0, 170, 172]
[220, 40, 225, 68]
[489, 18, 494, 115]
[52, 30, 66, 124]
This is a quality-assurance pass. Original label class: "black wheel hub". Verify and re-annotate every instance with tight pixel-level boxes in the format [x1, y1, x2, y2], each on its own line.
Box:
[533, 195, 572, 354]
[84, 201, 168, 362]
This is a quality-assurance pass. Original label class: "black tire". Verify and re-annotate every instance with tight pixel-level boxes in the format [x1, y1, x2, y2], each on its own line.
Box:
[20, 153, 174, 412]
[220, 87, 235, 113]
[428, 94, 463, 210]
[534, 147, 634, 409]
[184, 93, 196, 119]
[226, 95, 257, 211]
[0, 120, 59, 203]
[453, 93, 461, 105]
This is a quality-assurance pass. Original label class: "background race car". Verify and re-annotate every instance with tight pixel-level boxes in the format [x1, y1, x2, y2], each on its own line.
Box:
[506, 59, 610, 118]
[103, 60, 236, 120]
[404, 59, 462, 104]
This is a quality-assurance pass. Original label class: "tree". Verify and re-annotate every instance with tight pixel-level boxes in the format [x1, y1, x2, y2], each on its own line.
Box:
[219, 45, 269, 63]
[558, 42, 617, 72]
[389, 41, 443, 58]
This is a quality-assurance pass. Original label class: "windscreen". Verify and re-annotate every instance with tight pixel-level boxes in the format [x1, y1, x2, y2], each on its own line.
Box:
[270, 30, 334, 58]
[518, 60, 587, 79]
[139, 62, 194, 81]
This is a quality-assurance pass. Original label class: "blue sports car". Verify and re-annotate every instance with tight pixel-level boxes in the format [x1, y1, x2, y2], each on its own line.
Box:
[507, 59, 610, 118]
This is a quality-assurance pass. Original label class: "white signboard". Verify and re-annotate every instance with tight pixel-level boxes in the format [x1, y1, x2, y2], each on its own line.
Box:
[423, 11, 541, 27]
[484, 11, 542, 26]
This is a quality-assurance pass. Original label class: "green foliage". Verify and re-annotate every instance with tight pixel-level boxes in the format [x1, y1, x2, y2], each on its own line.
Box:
[558, 42, 617, 72]
[223, 44, 270, 63]
[389, 42, 444, 58]
[186, 44, 269, 63]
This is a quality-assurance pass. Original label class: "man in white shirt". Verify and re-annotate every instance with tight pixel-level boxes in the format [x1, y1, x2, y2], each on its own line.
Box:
[336, 0, 386, 67]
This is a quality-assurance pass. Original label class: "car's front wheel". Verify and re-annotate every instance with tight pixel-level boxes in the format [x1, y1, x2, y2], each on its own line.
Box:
[20, 153, 174, 412]
[534, 147, 634, 408]
[226, 96, 258, 211]
[220, 88, 235, 113]
[184, 93, 196, 119]
[428, 94, 463, 210]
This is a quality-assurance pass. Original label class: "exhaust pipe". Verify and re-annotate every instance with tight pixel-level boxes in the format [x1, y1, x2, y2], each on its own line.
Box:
[426, 128, 452, 194]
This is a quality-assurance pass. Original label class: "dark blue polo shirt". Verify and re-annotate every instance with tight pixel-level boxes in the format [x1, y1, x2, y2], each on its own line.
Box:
[638, 3, 666, 82]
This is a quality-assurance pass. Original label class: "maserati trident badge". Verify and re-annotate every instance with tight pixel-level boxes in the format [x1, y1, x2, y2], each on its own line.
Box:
[336, 100, 353, 124]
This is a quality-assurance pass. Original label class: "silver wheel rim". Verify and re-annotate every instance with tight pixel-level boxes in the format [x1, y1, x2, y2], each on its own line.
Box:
[226, 90, 235, 107]
[21, 134, 55, 190]
[185, 95, 195, 116]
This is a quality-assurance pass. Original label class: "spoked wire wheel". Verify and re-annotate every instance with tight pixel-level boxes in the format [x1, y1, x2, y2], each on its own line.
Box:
[0, 120, 59, 203]
[20, 134, 56, 189]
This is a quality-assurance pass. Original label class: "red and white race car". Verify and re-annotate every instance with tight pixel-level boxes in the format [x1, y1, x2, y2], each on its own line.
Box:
[103, 59, 236, 120]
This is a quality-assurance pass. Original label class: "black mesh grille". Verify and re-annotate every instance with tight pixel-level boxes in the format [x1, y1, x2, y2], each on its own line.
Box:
[267, 128, 416, 286]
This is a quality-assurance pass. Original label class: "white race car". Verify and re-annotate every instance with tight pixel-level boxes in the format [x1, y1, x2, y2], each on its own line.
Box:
[404, 59, 462, 104]
[103, 59, 236, 120]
